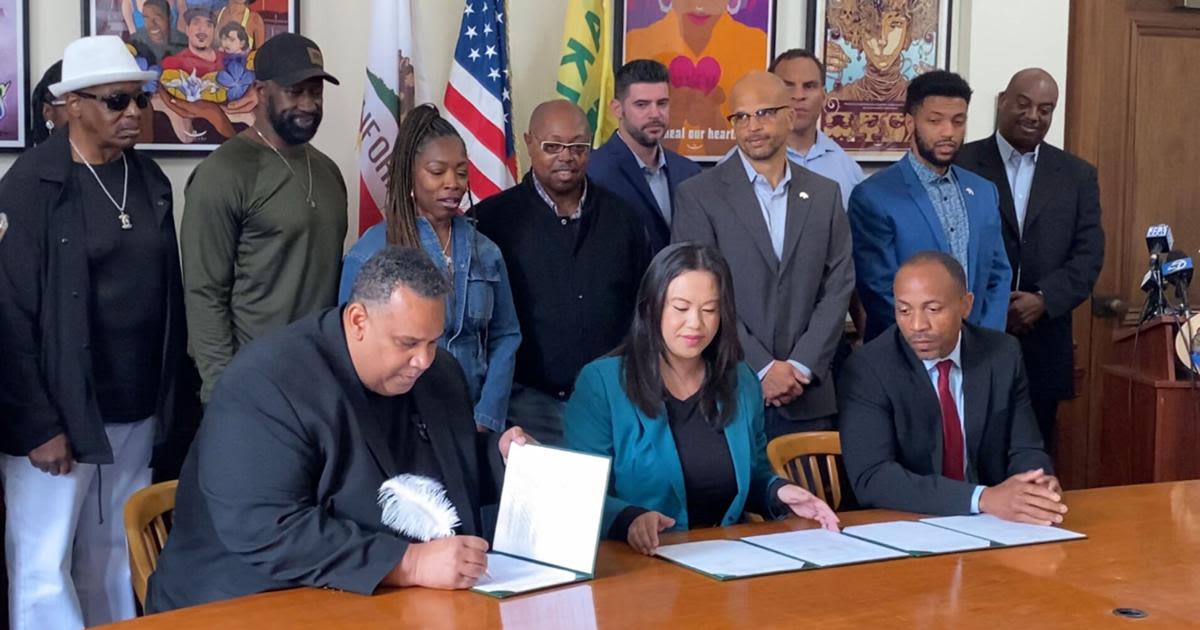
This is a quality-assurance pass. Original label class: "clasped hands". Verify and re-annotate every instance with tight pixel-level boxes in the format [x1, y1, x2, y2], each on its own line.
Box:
[762, 361, 810, 407]
[979, 468, 1067, 526]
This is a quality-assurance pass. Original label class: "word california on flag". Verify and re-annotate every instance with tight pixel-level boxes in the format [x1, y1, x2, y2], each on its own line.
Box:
[356, 0, 425, 235]
[444, 1, 519, 202]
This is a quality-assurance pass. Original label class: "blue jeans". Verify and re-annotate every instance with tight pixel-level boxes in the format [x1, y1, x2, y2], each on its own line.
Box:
[507, 384, 566, 446]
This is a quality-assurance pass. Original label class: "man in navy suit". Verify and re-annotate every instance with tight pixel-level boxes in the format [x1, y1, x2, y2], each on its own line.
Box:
[588, 59, 701, 254]
[848, 71, 1011, 341]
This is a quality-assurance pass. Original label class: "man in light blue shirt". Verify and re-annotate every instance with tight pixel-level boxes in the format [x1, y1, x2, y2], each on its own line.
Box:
[839, 252, 1064, 522]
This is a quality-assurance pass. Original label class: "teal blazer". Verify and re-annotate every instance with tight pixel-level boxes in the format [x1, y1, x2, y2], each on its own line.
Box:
[564, 356, 782, 536]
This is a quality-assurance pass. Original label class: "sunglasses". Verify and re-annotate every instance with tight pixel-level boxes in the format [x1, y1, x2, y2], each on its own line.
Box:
[726, 105, 789, 128]
[75, 90, 151, 112]
[539, 140, 591, 157]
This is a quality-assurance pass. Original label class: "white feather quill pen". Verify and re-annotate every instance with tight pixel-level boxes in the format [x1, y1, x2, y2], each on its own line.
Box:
[377, 474, 461, 541]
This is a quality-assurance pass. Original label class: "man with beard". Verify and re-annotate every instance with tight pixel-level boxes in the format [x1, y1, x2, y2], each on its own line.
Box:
[672, 72, 854, 437]
[848, 70, 1010, 342]
[181, 33, 347, 402]
[160, 8, 224, 77]
[955, 69, 1104, 455]
[475, 100, 650, 445]
[587, 60, 701, 254]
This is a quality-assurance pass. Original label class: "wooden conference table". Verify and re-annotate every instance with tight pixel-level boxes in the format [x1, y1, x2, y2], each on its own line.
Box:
[105, 481, 1200, 629]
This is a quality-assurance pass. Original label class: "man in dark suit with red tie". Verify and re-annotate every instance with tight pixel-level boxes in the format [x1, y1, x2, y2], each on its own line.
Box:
[955, 68, 1104, 456]
[838, 252, 1066, 524]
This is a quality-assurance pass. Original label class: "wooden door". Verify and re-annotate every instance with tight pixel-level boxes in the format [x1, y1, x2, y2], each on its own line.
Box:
[1063, 0, 1200, 488]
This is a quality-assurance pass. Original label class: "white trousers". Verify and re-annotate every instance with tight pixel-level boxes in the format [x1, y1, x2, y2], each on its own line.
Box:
[0, 418, 154, 630]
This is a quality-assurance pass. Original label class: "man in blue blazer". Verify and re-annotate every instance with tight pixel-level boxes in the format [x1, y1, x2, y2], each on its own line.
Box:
[588, 59, 701, 254]
[849, 71, 1011, 341]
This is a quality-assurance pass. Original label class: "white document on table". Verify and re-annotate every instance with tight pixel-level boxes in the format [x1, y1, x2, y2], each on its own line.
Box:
[655, 539, 808, 580]
[920, 515, 1086, 546]
[842, 521, 993, 555]
[473, 553, 582, 595]
[742, 529, 909, 566]
[473, 443, 611, 598]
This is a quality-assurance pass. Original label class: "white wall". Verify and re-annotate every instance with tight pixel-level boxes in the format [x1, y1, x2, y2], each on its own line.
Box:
[1, 0, 1070, 242]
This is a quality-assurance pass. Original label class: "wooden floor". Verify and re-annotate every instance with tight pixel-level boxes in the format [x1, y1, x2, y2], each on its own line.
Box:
[104, 481, 1200, 629]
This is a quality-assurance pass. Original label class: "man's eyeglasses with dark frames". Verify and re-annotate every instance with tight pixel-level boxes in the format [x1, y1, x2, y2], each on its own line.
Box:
[74, 90, 151, 112]
[538, 140, 591, 157]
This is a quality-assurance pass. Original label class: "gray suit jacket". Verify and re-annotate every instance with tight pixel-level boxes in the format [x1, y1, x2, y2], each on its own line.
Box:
[838, 323, 1053, 515]
[671, 155, 854, 420]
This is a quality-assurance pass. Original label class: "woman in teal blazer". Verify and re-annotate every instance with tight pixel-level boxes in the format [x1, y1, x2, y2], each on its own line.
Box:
[565, 243, 839, 554]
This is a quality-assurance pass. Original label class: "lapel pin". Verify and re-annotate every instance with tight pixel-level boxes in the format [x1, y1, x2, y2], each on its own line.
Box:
[965, 187, 975, 196]
[799, 191, 809, 200]
[0, 212, 7, 243]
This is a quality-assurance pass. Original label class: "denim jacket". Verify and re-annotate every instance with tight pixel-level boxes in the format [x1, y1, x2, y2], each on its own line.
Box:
[339, 216, 521, 431]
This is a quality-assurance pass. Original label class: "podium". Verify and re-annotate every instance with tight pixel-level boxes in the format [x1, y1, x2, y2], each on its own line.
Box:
[1098, 316, 1200, 486]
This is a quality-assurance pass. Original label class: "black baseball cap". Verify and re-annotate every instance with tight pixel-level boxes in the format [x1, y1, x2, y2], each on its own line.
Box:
[255, 33, 340, 87]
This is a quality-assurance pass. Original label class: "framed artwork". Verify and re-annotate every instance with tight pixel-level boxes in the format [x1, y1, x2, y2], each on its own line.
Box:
[618, 0, 777, 162]
[812, 0, 952, 161]
[0, 0, 29, 150]
[84, 0, 300, 152]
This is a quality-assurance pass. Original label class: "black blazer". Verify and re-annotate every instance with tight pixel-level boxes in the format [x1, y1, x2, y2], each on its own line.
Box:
[956, 136, 1104, 400]
[145, 308, 504, 613]
[838, 323, 1052, 516]
[587, 132, 702, 253]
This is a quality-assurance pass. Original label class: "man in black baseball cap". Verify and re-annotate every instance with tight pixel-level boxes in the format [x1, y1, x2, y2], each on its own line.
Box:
[179, 32, 348, 404]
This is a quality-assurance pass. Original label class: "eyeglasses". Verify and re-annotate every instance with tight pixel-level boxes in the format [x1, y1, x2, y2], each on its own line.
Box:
[539, 140, 591, 156]
[726, 105, 789, 127]
[75, 90, 151, 112]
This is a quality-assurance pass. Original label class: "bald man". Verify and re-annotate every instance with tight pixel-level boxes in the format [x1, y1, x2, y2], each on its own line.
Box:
[956, 69, 1103, 456]
[475, 100, 649, 445]
[672, 72, 854, 438]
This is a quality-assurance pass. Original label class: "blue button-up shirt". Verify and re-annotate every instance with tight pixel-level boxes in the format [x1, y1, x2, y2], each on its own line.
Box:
[908, 152, 970, 278]
[995, 132, 1039, 235]
[919, 334, 984, 513]
[634, 145, 673, 224]
[721, 131, 865, 210]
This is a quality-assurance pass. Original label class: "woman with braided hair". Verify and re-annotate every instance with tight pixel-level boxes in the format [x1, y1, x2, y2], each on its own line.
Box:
[339, 104, 521, 433]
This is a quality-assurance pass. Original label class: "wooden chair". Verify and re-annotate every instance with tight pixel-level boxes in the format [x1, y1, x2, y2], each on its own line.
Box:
[766, 431, 844, 511]
[124, 480, 178, 606]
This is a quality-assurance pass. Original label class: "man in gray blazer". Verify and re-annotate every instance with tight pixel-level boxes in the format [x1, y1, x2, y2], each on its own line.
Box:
[839, 252, 1064, 523]
[672, 71, 854, 438]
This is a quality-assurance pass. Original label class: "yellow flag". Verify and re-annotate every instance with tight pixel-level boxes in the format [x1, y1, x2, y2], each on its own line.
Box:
[556, 0, 618, 147]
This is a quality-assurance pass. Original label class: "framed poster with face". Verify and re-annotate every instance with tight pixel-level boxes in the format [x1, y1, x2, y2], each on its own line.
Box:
[813, 0, 952, 161]
[84, 0, 300, 152]
[619, 0, 777, 162]
[0, 0, 30, 150]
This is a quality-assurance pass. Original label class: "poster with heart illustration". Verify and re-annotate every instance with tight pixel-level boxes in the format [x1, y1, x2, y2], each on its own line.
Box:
[619, 0, 775, 162]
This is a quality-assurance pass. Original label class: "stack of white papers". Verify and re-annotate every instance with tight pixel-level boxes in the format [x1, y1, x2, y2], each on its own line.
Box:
[743, 529, 909, 566]
[655, 539, 808, 579]
[841, 521, 992, 555]
[920, 515, 1086, 545]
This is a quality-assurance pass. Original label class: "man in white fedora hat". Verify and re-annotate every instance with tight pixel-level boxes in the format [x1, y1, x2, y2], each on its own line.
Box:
[0, 35, 196, 629]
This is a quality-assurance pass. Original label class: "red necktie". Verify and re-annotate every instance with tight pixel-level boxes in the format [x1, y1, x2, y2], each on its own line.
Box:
[937, 360, 965, 481]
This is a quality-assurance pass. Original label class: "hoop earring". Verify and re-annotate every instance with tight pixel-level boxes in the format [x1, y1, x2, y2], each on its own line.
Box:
[728, 0, 742, 15]
[659, 0, 672, 13]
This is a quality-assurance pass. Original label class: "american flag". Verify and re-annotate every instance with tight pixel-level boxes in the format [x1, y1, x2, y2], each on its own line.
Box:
[443, 1, 518, 201]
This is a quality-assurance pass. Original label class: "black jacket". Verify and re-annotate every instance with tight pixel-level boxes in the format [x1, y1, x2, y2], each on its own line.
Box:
[475, 172, 650, 399]
[0, 131, 194, 464]
[146, 308, 505, 613]
[838, 323, 1053, 516]
[956, 136, 1104, 400]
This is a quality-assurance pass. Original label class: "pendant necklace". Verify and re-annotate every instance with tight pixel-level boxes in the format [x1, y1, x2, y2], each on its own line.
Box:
[253, 125, 315, 208]
[70, 139, 132, 230]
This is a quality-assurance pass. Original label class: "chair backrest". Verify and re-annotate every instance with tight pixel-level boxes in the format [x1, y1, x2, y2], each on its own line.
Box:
[124, 479, 178, 606]
[766, 431, 844, 511]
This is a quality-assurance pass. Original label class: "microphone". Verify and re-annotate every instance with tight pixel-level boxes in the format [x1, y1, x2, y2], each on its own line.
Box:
[1141, 269, 1156, 292]
[1164, 250, 1194, 292]
[1146, 224, 1174, 261]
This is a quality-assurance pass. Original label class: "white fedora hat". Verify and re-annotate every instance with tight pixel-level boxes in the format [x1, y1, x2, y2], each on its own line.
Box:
[49, 36, 159, 98]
